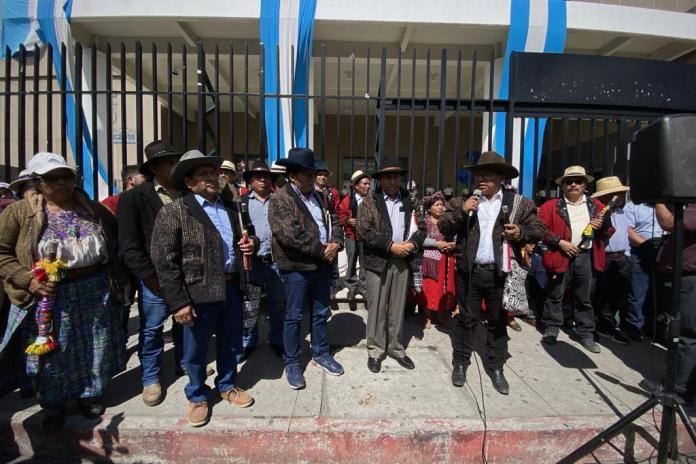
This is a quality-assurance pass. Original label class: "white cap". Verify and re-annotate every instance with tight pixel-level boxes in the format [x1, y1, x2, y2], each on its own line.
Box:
[0, 182, 9, 190]
[27, 152, 75, 176]
[443, 187, 454, 196]
[270, 161, 286, 173]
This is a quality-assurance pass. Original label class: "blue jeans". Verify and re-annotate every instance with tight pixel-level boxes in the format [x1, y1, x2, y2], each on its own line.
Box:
[183, 282, 243, 403]
[626, 241, 659, 332]
[280, 264, 332, 366]
[139, 283, 183, 387]
[242, 261, 286, 350]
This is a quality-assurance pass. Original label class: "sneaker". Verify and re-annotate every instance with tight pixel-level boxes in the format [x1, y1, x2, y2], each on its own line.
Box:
[220, 386, 254, 408]
[578, 337, 601, 353]
[312, 354, 345, 376]
[542, 328, 558, 345]
[142, 383, 163, 407]
[285, 364, 306, 390]
[187, 401, 209, 427]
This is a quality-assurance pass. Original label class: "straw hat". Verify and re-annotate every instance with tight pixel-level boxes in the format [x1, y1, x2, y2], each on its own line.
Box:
[555, 165, 594, 186]
[350, 170, 370, 184]
[591, 176, 629, 198]
[220, 160, 237, 172]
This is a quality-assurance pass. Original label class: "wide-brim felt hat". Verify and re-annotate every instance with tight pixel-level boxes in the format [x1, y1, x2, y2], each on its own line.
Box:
[555, 165, 594, 186]
[463, 151, 519, 179]
[372, 158, 408, 178]
[243, 159, 273, 183]
[591, 176, 629, 198]
[275, 147, 320, 171]
[314, 160, 332, 175]
[140, 140, 182, 176]
[170, 150, 222, 191]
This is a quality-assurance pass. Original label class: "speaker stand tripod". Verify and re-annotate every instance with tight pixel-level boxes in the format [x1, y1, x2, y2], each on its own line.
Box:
[560, 202, 696, 464]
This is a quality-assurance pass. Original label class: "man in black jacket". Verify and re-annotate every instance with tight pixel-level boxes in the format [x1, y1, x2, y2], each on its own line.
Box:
[356, 159, 426, 374]
[268, 148, 345, 390]
[117, 140, 183, 407]
[151, 150, 257, 427]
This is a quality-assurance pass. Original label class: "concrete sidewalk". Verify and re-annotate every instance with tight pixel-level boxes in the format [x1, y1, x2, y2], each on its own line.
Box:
[1, 299, 695, 463]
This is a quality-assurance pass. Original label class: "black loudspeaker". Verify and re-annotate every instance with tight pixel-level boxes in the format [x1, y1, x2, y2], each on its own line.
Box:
[630, 114, 696, 204]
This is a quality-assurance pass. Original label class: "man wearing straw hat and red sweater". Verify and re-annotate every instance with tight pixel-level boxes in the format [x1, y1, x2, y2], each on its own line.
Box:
[538, 165, 614, 353]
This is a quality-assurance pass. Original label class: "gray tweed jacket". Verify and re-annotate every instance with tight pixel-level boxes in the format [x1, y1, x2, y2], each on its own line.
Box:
[150, 193, 258, 313]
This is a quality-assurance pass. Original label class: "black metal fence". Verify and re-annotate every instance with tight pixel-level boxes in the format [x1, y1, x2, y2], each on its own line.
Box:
[2, 41, 694, 199]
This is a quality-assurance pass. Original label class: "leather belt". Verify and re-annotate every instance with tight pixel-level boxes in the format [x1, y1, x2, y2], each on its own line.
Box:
[63, 263, 107, 283]
[606, 251, 627, 258]
[256, 254, 273, 264]
[473, 263, 496, 271]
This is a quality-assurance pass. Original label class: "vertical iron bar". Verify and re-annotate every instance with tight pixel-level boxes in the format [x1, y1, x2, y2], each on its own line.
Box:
[487, 50, 495, 152]
[504, 52, 515, 165]
[167, 43, 173, 144]
[182, 44, 188, 149]
[120, 43, 127, 174]
[589, 118, 595, 177]
[395, 48, 402, 156]
[18, 45, 27, 170]
[33, 44, 40, 155]
[106, 43, 113, 195]
[320, 45, 326, 160]
[377, 47, 387, 167]
[519, 117, 525, 192]
[4, 47, 11, 179]
[364, 47, 370, 169]
[47, 43, 53, 152]
[276, 44, 281, 160]
[336, 52, 341, 175]
[603, 118, 609, 177]
[561, 118, 568, 165]
[533, 117, 540, 195]
[349, 47, 355, 173]
[135, 42, 144, 164]
[452, 48, 462, 190]
[61, 43, 67, 158]
[290, 44, 295, 149]
[258, 43, 265, 159]
[616, 118, 627, 178]
[436, 48, 446, 190]
[468, 50, 477, 192]
[408, 48, 416, 189]
[244, 43, 249, 161]
[152, 43, 159, 141]
[422, 48, 431, 194]
[575, 118, 581, 164]
[305, 43, 310, 151]
[229, 44, 235, 158]
[196, 42, 206, 153]
[74, 42, 84, 186]
[91, 45, 98, 198]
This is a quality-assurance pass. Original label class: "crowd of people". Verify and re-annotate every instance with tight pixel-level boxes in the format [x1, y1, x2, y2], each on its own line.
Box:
[0, 142, 693, 428]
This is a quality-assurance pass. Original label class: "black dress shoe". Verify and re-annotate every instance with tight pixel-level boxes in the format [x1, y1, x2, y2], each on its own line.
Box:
[451, 365, 467, 387]
[490, 369, 510, 395]
[367, 357, 382, 373]
[270, 343, 284, 358]
[389, 354, 415, 370]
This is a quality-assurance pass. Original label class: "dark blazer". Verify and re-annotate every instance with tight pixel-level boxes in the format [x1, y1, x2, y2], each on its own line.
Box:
[268, 183, 344, 271]
[150, 193, 259, 313]
[117, 181, 166, 281]
[438, 189, 546, 274]
[356, 187, 426, 274]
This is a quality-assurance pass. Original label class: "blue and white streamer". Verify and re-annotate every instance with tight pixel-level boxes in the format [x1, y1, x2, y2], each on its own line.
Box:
[2, 0, 108, 199]
[260, 0, 317, 162]
[486, 0, 567, 196]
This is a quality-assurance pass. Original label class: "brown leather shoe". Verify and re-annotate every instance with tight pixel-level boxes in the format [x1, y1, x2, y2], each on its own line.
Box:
[220, 387, 254, 408]
[142, 383, 163, 407]
[187, 401, 209, 427]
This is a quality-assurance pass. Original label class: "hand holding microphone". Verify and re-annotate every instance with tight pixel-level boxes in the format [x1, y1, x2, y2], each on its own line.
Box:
[465, 189, 483, 217]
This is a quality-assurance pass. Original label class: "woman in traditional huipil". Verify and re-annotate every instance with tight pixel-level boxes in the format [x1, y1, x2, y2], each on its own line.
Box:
[0, 152, 126, 425]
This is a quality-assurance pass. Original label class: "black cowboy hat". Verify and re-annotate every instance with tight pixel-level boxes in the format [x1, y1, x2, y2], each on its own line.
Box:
[372, 157, 408, 178]
[314, 160, 332, 174]
[170, 150, 222, 191]
[463, 151, 519, 179]
[140, 140, 182, 176]
[242, 159, 273, 183]
[275, 147, 320, 171]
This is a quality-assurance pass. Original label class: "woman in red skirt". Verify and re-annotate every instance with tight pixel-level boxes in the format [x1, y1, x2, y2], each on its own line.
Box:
[412, 192, 457, 328]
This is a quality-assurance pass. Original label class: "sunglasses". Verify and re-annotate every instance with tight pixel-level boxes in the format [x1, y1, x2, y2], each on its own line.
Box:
[39, 172, 75, 183]
[563, 178, 586, 186]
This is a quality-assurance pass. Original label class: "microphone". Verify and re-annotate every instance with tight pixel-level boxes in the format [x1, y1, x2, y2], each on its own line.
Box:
[468, 189, 483, 217]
